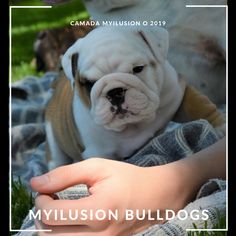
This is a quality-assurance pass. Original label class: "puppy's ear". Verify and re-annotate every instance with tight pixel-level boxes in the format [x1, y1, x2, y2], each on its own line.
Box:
[138, 27, 169, 63]
[61, 39, 82, 88]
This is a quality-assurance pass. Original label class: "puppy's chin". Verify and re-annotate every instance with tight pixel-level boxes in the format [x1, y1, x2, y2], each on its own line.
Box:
[90, 73, 160, 132]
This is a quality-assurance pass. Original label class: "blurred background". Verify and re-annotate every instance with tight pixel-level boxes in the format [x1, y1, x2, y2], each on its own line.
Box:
[10, 1, 91, 230]
[10, 0, 89, 82]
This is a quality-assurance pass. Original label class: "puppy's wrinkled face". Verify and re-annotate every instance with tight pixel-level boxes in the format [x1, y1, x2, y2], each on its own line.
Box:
[62, 27, 169, 131]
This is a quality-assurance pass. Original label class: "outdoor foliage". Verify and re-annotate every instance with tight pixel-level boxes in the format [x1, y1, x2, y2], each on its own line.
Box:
[11, 177, 34, 231]
[187, 214, 227, 236]
[11, 0, 88, 81]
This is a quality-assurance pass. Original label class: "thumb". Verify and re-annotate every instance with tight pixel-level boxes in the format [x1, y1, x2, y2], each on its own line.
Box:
[30, 158, 105, 193]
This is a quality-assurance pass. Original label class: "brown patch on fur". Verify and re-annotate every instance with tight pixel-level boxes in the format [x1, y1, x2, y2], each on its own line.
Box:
[66, 50, 91, 108]
[75, 74, 91, 108]
[174, 83, 225, 128]
[197, 37, 225, 62]
[45, 72, 85, 161]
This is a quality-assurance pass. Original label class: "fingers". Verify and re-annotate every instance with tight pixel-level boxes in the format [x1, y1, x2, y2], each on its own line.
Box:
[30, 158, 107, 193]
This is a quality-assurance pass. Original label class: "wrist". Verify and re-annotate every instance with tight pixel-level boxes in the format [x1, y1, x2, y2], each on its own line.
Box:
[170, 158, 208, 203]
[144, 159, 206, 212]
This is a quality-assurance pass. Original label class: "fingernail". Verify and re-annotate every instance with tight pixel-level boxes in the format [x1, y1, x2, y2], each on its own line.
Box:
[31, 174, 50, 186]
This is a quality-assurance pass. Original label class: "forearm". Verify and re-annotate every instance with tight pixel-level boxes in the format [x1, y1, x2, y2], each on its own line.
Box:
[145, 137, 226, 211]
[181, 136, 226, 180]
[173, 136, 226, 200]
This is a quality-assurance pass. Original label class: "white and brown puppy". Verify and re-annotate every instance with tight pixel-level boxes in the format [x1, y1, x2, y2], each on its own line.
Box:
[43, 0, 226, 104]
[45, 26, 186, 169]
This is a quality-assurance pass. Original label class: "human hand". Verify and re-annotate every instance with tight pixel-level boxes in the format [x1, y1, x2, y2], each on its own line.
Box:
[30, 158, 195, 236]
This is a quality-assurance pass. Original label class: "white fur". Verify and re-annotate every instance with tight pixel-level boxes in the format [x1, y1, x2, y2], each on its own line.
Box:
[90, 74, 160, 131]
[62, 27, 185, 159]
[45, 122, 72, 169]
[73, 68, 184, 159]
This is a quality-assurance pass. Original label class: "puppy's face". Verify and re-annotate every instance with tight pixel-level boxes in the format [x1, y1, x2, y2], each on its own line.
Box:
[62, 27, 169, 131]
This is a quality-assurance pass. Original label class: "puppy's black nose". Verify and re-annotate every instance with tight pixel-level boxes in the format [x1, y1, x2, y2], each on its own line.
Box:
[106, 87, 126, 106]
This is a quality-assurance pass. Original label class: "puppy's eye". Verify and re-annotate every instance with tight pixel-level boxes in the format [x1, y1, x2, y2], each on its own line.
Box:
[132, 65, 145, 74]
[84, 80, 95, 92]
[80, 79, 95, 92]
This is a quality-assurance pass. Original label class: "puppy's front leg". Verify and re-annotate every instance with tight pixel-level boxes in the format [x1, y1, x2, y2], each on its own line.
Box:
[45, 122, 72, 170]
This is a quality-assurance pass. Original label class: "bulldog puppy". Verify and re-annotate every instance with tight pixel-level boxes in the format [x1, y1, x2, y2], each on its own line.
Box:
[42, 0, 226, 104]
[45, 26, 186, 169]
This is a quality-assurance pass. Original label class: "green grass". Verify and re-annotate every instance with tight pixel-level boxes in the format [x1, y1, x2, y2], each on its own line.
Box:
[10, 0, 48, 6]
[187, 213, 227, 236]
[11, 0, 89, 82]
[12, 61, 44, 82]
[11, 177, 34, 231]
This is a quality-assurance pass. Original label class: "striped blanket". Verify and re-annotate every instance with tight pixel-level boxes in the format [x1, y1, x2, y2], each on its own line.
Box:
[11, 73, 226, 236]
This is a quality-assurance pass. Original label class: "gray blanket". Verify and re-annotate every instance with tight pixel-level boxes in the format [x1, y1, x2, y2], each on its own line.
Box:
[11, 73, 226, 236]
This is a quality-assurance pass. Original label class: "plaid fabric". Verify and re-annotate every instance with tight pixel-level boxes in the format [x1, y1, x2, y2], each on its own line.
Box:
[11, 73, 226, 236]
[12, 73, 58, 185]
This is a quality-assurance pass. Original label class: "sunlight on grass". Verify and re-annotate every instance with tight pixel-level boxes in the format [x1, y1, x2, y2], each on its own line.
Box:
[11, 61, 44, 82]
[10, 0, 47, 6]
[187, 212, 226, 236]
[12, 12, 89, 35]
[11, 0, 89, 82]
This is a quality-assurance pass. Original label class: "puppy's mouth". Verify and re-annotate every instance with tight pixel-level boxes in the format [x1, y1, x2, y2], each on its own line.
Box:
[110, 105, 138, 120]
[106, 87, 131, 118]
[111, 105, 128, 116]
[90, 73, 160, 132]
